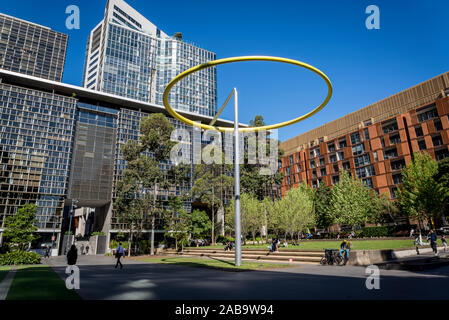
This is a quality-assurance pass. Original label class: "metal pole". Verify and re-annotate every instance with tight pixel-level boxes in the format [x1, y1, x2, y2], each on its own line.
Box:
[66, 200, 77, 254]
[234, 88, 241, 266]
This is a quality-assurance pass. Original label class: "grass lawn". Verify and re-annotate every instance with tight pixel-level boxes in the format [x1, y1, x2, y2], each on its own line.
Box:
[137, 256, 293, 272]
[197, 239, 423, 251]
[6, 265, 81, 300]
[0, 266, 12, 283]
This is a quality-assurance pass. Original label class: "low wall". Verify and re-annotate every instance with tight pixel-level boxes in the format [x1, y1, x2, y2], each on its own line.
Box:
[349, 246, 444, 266]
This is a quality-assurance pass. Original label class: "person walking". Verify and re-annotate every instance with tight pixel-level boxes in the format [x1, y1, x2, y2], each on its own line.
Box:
[441, 235, 447, 252]
[115, 242, 125, 269]
[428, 230, 438, 256]
[67, 244, 78, 265]
[410, 228, 415, 238]
[44, 244, 51, 258]
[85, 245, 89, 255]
[80, 244, 85, 255]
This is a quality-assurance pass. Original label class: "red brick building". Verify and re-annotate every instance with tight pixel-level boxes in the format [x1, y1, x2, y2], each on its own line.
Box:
[279, 72, 449, 199]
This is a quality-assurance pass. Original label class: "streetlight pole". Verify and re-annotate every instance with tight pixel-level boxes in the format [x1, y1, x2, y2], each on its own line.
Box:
[66, 199, 78, 254]
[234, 88, 242, 266]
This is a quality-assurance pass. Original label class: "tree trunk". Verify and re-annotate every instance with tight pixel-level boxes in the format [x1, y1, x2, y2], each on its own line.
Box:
[128, 229, 132, 257]
[211, 206, 215, 246]
[150, 215, 155, 255]
[150, 181, 157, 255]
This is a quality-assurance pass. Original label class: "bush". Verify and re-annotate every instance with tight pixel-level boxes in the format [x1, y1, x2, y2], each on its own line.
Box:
[92, 231, 105, 236]
[361, 226, 389, 237]
[216, 236, 234, 244]
[0, 251, 41, 265]
[110, 240, 130, 249]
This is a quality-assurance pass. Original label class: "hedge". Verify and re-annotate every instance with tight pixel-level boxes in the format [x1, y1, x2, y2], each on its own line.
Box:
[0, 251, 41, 265]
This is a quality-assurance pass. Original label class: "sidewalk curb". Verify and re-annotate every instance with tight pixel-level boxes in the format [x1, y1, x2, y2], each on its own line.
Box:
[0, 265, 18, 300]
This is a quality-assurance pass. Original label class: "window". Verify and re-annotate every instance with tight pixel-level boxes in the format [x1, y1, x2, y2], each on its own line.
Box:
[434, 120, 443, 131]
[297, 163, 301, 172]
[417, 104, 438, 122]
[286, 167, 291, 175]
[319, 137, 324, 143]
[320, 168, 326, 176]
[432, 135, 443, 147]
[350, 132, 361, 145]
[354, 154, 370, 167]
[339, 138, 347, 148]
[329, 154, 337, 163]
[312, 170, 317, 178]
[337, 151, 344, 161]
[342, 161, 350, 170]
[287, 176, 291, 185]
[352, 143, 365, 155]
[383, 147, 398, 160]
[415, 126, 423, 137]
[312, 180, 318, 189]
[389, 134, 401, 145]
[393, 173, 402, 184]
[363, 119, 373, 126]
[390, 187, 398, 199]
[364, 128, 370, 140]
[435, 148, 449, 161]
[319, 157, 325, 166]
[391, 159, 405, 171]
[381, 137, 385, 147]
[332, 175, 339, 184]
[333, 164, 339, 173]
[373, 151, 378, 162]
[362, 178, 373, 188]
[310, 160, 316, 168]
[418, 139, 426, 150]
[290, 155, 294, 165]
[382, 120, 398, 134]
[293, 175, 296, 183]
[356, 165, 375, 178]
[328, 143, 335, 152]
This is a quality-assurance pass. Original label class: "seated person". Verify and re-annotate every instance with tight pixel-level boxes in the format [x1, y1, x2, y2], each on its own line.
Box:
[339, 239, 352, 263]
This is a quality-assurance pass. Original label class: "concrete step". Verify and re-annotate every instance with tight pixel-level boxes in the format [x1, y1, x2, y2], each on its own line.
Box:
[170, 248, 323, 257]
[169, 251, 322, 263]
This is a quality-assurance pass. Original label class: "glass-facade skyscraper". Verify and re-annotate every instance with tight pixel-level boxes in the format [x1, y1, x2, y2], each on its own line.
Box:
[0, 2, 228, 255]
[83, 0, 217, 117]
[0, 13, 68, 82]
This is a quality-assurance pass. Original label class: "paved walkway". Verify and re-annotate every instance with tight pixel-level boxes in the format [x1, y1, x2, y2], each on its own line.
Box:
[47, 255, 449, 300]
[0, 266, 17, 300]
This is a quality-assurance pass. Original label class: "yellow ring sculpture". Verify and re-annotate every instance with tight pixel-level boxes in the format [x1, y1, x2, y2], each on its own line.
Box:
[162, 56, 332, 132]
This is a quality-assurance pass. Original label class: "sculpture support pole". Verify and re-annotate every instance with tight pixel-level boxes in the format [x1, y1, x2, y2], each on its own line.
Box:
[234, 88, 242, 266]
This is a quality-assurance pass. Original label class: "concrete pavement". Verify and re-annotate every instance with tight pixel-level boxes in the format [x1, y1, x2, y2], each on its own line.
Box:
[47, 255, 449, 300]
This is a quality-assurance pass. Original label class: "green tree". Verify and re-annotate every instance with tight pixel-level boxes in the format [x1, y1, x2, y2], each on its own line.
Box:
[191, 158, 233, 245]
[435, 157, 449, 220]
[162, 197, 191, 251]
[115, 113, 189, 256]
[313, 184, 334, 230]
[240, 115, 284, 200]
[398, 152, 446, 229]
[190, 209, 212, 240]
[330, 171, 373, 228]
[3, 204, 39, 251]
[369, 191, 400, 224]
[279, 183, 315, 241]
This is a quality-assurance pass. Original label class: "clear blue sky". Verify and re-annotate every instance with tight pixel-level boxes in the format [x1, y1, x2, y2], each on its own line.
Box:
[1, 0, 448, 141]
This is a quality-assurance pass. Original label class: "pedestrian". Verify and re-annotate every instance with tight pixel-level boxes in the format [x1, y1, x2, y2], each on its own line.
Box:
[441, 235, 447, 252]
[44, 244, 51, 258]
[410, 228, 415, 238]
[428, 229, 438, 256]
[67, 244, 78, 265]
[85, 245, 89, 255]
[80, 244, 85, 255]
[115, 242, 125, 269]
